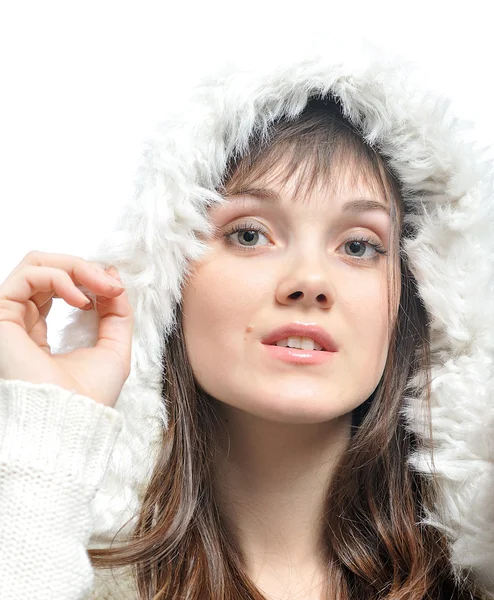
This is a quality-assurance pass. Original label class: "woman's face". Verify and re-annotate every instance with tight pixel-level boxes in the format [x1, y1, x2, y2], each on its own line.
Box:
[181, 160, 396, 424]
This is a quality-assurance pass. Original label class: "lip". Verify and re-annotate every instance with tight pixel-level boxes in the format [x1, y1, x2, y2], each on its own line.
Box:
[262, 344, 335, 365]
[261, 322, 338, 353]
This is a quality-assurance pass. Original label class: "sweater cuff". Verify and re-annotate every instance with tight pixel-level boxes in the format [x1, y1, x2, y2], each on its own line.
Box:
[0, 379, 124, 490]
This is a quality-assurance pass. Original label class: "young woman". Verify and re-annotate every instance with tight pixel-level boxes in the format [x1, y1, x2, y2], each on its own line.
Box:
[0, 40, 492, 599]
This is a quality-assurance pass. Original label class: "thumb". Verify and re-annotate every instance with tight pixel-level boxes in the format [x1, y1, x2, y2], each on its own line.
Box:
[93, 267, 134, 374]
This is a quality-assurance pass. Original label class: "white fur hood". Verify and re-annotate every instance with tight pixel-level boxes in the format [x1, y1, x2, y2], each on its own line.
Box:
[57, 38, 494, 595]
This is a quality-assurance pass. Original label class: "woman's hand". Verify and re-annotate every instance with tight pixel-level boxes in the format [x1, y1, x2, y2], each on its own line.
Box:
[0, 251, 134, 408]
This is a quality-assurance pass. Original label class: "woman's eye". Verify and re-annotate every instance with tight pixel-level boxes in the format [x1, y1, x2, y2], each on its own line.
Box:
[224, 223, 271, 250]
[342, 239, 386, 260]
[223, 223, 387, 261]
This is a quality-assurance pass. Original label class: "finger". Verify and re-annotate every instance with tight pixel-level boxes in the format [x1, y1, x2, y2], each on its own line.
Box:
[35, 293, 92, 324]
[4, 251, 122, 308]
[9, 251, 108, 280]
[38, 288, 95, 312]
[92, 267, 133, 374]
[31, 265, 122, 309]
[0, 267, 92, 321]
[1, 263, 123, 312]
[48, 291, 93, 306]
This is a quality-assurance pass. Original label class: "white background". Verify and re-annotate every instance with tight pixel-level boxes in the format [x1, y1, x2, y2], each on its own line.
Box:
[1, 0, 493, 344]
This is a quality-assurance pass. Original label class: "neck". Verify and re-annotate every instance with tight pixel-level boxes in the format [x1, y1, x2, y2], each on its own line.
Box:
[211, 402, 352, 581]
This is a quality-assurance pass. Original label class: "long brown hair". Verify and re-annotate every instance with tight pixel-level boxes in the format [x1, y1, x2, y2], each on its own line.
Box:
[88, 96, 487, 599]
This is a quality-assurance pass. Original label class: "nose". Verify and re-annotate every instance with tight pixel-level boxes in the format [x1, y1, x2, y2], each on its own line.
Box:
[275, 261, 335, 310]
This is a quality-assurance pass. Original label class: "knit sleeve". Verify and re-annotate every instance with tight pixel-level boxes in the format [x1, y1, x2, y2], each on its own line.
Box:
[0, 378, 124, 600]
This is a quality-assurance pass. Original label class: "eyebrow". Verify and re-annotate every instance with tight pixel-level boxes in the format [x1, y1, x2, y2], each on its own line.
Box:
[224, 188, 390, 216]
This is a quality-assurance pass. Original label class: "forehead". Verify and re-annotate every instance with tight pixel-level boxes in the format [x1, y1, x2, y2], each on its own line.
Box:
[222, 156, 391, 215]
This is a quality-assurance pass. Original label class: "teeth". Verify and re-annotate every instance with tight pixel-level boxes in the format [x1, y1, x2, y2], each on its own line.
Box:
[275, 336, 323, 351]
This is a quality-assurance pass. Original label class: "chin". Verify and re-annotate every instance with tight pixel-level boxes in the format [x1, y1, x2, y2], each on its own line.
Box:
[231, 396, 350, 425]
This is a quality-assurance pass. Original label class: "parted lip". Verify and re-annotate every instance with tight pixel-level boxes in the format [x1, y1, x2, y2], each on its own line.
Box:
[261, 323, 338, 352]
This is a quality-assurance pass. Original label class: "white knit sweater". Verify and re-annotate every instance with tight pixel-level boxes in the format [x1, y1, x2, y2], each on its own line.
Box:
[0, 378, 136, 600]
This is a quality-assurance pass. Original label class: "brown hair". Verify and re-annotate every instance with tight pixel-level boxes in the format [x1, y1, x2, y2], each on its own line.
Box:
[88, 96, 487, 599]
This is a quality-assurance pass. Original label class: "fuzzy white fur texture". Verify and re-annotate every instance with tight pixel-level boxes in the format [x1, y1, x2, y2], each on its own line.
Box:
[57, 37, 494, 595]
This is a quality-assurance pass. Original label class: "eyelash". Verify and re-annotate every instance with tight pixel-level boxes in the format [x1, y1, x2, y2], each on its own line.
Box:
[224, 221, 387, 261]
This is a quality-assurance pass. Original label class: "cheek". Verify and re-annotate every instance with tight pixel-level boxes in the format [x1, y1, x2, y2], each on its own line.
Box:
[343, 274, 390, 369]
[181, 256, 264, 377]
[182, 263, 226, 350]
